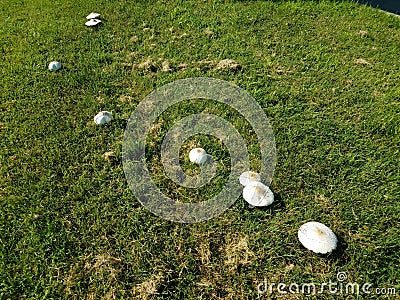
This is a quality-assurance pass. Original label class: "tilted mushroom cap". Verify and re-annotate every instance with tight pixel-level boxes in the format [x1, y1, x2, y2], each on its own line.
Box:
[86, 12, 100, 20]
[239, 171, 261, 186]
[242, 181, 274, 207]
[189, 148, 207, 164]
[48, 61, 61, 71]
[94, 111, 112, 125]
[85, 19, 102, 27]
[298, 221, 337, 254]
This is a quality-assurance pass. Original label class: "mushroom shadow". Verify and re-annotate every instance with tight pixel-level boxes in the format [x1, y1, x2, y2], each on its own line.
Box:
[319, 234, 350, 266]
[247, 191, 286, 213]
[270, 191, 285, 211]
[86, 20, 105, 31]
[114, 117, 128, 129]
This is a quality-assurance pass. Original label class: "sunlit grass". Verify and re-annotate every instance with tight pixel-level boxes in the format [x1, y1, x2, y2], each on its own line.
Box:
[0, 0, 399, 298]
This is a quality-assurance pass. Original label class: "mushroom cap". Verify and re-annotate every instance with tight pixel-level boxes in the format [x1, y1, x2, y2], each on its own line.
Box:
[242, 181, 274, 207]
[189, 148, 207, 164]
[48, 61, 61, 71]
[85, 19, 102, 27]
[298, 221, 337, 254]
[239, 171, 261, 186]
[86, 12, 100, 20]
[94, 111, 112, 125]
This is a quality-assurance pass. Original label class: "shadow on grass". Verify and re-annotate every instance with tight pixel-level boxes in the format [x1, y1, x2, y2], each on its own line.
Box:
[296, 231, 350, 264]
[114, 117, 128, 129]
[270, 191, 285, 211]
[356, 0, 400, 14]
[243, 191, 286, 212]
[323, 234, 350, 266]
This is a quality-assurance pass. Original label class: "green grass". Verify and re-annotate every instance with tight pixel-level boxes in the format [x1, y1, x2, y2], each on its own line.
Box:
[1, 0, 399, 299]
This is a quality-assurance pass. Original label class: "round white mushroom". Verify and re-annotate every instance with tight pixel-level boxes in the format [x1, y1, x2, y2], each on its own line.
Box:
[85, 19, 102, 27]
[48, 61, 61, 71]
[239, 171, 261, 186]
[94, 111, 112, 125]
[298, 221, 337, 254]
[242, 181, 274, 207]
[189, 148, 207, 164]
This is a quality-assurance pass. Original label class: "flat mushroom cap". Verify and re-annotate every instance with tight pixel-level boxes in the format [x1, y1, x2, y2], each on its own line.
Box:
[242, 181, 274, 207]
[298, 221, 337, 254]
[94, 111, 113, 125]
[239, 171, 261, 186]
[85, 19, 102, 27]
[86, 12, 100, 19]
[189, 148, 207, 164]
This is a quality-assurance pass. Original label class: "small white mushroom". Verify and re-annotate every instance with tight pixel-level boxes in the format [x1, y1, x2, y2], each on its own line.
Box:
[242, 181, 274, 207]
[189, 148, 207, 164]
[298, 221, 337, 254]
[94, 111, 112, 125]
[239, 171, 261, 186]
[86, 12, 100, 20]
[48, 61, 61, 71]
[85, 19, 102, 27]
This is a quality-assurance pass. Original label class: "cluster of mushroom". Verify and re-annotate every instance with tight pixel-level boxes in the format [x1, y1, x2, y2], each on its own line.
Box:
[239, 171, 274, 208]
[46, 8, 339, 256]
[47, 12, 112, 126]
[189, 147, 338, 254]
[85, 12, 102, 27]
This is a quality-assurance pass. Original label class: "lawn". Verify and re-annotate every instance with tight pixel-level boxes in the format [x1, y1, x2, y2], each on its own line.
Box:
[0, 0, 399, 299]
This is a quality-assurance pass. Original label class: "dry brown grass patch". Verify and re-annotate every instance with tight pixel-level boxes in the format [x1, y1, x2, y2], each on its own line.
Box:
[161, 60, 172, 72]
[136, 58, 158, 72]
[132, 272, 164, 300]
[358, 30, 368, 37]
[197, 240, 212, 265]
[205, 28, 215, 37]
[64, 253, 124, 299]
[354, 58, 371, 65]
[222, 234, 255, 271]
[215, 59, 241, 71]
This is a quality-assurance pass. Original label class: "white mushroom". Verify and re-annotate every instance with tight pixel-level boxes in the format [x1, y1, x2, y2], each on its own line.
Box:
[298, 221, 337, 254]
[48, 61, 61, 71]
[239, 171, 261, 186]
[85, 19, 102, 27]
[189, 148, 207, 164]
[94, 111, 112, 125]
[86, 12, 100, 20]
[242, 181, 274, 207]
